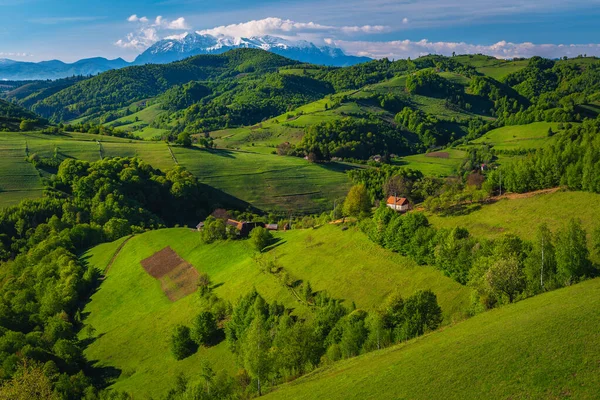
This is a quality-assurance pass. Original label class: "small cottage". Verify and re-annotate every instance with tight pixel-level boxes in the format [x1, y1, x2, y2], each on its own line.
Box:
[386, 196, 410, 212]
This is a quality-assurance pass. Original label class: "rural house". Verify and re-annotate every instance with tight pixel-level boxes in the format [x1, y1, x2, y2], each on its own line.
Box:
[227, 219, 265, 237]
[386, 196, 410, 212]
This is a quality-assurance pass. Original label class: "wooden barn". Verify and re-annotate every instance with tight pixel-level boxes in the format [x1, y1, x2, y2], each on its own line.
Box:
[386, 196, 410, 212]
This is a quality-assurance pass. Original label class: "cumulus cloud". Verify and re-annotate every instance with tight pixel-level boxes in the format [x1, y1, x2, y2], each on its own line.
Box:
[331, 38, 600, 60]
[197, 17, 390, 39]
[116, 14, 189, 50]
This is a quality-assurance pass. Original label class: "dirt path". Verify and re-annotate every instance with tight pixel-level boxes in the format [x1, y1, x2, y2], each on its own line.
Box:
[103, 235, 134, 275]
[490, 187, 561, 201]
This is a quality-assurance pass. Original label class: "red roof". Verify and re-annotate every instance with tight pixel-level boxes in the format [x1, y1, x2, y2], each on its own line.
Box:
[387, 196, 409, 206]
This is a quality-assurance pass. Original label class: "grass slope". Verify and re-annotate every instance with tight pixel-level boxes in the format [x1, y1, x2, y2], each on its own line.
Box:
[471, 122, 564, 150]
[172, 147, 354, 214]
[392, 148, 467, 177]
[0, 131, 352, 213]
[266, 277, 600, 400]
[81, 228, 305, 397]
[81, 225, 470, 397]
[271, 224, 470, 323]
[427, 190, 600, 263]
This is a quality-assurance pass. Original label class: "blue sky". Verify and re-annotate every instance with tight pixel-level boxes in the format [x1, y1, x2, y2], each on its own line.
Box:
[1, 0, 600, 62]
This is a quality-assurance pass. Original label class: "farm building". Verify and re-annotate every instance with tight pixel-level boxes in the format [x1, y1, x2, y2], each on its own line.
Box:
[227, 219, 265, 237]
[386, 196, 410, 212]
[196, 218, 265, 237]
[266, 224, 278, 231]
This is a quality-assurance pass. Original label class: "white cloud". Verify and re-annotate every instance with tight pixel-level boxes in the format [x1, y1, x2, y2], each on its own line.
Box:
[197, 17, 390, 39]
[402, 18, 409, 24]
[167, 17, 188, 30]
[117, 14, 189, 50]
[331, 38, 600, 60]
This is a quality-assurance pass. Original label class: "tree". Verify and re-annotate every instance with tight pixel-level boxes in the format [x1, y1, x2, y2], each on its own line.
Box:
[19, 119, 36, 132]
[0, 361, 56, 400]
[249, 226, 273, 252]
[176, 132, 192, 147]
[103, 218, 131, 241]
[243, 315, 271, 396]
[200, 217, 227, 244]
[197, 272, 212, 297]
[485, 257, 525, 303]
[524, 223, 557, 293]
[191, 311, 219, 346]
[342, 184, 371, 218]
[555, 218, 592, 285]
[171, 325, 196, 360]
[396, 290, 442, 341]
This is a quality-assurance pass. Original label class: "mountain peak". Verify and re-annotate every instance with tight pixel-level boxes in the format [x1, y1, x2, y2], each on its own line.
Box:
[134, 33, 370, 67]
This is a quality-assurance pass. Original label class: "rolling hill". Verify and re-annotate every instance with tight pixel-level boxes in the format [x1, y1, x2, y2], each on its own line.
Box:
[265, 277, 600, 400]
[81, 225, 470, 397]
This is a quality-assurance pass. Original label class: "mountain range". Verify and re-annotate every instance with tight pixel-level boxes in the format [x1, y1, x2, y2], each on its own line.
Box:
[0, 34, 370, 80]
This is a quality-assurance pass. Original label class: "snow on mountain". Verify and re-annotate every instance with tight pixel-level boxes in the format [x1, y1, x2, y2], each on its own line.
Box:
[134, 33, 370, 66]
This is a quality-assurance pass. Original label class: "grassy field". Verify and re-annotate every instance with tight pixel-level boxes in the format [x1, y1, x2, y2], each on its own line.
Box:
[0, 131, 353, 214]
[271, 224, 470, 323]
[427, 191, 600, 252]
[471, 122, 564, 150]
[172, 147, 354, 214]
[392, 148, 466, 177]
[81, 224, 470, 397]
[454, 55, 529, 80]
[266, 277, 600, 400]
[81, 228, 305, 397]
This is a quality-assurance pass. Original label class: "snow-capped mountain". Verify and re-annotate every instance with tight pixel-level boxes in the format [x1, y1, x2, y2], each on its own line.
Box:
[134, 33, 370, 66]
[0, 57, 129, 80]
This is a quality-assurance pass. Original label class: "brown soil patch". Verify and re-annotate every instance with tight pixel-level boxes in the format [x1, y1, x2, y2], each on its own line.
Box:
[140, 246, 199, 302]
[425, 151, 450, 159]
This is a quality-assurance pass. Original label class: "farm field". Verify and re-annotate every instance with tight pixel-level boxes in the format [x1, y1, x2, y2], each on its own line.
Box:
[392, 148, 467, 177]
[81, 225, 471, 397]
[0, 131, 354, 213]
[266, 277, 600, 400]
[172, 147, 354, 214]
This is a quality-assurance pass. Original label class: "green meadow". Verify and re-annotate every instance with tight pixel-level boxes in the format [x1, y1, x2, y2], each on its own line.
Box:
[0, 131, 353, 213]
[392, 148, 467, 177]
[428, 190, 600, 257]
[266, 277, 600, 400]
[471, 122, 564, 150]
[80, 224, 470, 397]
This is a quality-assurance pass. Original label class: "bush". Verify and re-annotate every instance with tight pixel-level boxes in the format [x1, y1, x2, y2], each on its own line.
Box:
[249, 226, 273, 252]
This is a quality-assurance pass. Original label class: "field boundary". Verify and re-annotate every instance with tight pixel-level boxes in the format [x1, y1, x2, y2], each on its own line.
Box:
[104, 235, 134, 274]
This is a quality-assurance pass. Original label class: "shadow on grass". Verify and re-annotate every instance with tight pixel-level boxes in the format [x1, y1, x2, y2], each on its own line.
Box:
[184, 145, 237, 159]
[84, 360, 123, 389]
[437, 203, 483, 217]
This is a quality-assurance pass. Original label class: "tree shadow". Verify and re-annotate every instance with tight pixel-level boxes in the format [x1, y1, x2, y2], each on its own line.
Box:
[84, 360, 123, 389]
[185, 146, 237, 159]
[438, 203, 483, 217]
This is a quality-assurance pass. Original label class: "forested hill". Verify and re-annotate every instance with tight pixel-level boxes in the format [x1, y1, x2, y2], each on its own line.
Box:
[0, 98, 42, 130]
[6, 51, 600, 161]
[29, 49, 307, 122]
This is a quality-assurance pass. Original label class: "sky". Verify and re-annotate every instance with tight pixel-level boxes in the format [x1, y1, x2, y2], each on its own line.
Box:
[1, 0, 600, 62]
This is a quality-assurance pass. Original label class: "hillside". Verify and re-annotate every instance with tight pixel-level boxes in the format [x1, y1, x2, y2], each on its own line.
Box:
[0, 131, 352, 212]
[0, 98, 40, 130]
[428, 190, 600, 259]
[81, 225, 470, 397]
[266, 277, 600, 400]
